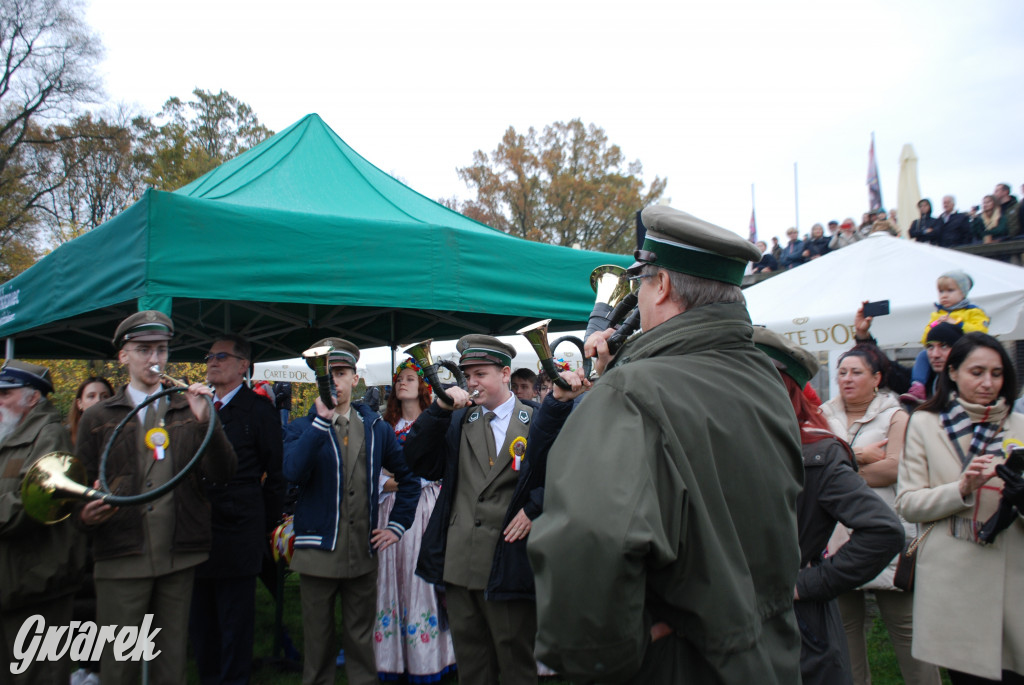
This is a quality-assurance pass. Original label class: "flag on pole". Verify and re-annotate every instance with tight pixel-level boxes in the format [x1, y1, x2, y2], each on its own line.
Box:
[748, 207, 757, 243]
[867, 133, 883, 211]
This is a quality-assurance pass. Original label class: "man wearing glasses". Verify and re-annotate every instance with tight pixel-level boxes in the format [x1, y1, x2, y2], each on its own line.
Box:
[529, 206, 804, 684]
[190, 334, 284, 685]
[76, 310, 236, 685]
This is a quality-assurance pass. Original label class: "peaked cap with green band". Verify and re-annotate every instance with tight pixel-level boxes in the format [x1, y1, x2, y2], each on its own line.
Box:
[457, 334, 516, 368]
[113, 310, 174, 349]
[752, 327, 820, 389]
[629, 205, 761, 285]
[311, 337, 360, 370]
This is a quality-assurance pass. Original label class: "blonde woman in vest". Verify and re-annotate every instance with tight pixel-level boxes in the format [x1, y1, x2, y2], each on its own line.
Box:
[822, 348, 941, 685]
[897, 333, 1024, 684]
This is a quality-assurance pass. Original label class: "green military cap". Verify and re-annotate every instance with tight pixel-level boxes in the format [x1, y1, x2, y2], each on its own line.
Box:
[629, 205, 762, 285]
[752, 327, 820, 389]
[457, 334, 516, 368]
[113, 310, 174, 349]
[0, 359, 54, 394]
[310, 337, 360, 370]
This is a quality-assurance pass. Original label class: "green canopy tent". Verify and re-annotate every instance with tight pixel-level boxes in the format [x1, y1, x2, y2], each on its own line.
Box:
[0, 114, 631, 361]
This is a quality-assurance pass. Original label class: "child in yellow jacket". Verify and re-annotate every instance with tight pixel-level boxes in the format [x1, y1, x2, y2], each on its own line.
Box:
[905, 270, 989, 400]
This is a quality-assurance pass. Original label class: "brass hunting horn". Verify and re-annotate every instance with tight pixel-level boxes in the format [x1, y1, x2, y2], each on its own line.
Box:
[400, 339, 474, 405]
[21, 368, 216, 524]
[303, 343, 337, 409]
[516, 320, 589, 389]
[585, 265, 637, 342]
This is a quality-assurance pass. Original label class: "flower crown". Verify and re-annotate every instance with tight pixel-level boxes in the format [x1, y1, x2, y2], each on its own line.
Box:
[393, 357, 425, 384]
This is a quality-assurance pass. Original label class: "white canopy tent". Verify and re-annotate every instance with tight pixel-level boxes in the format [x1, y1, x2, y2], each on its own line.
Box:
[253, 331, 587, 387]
[744, 233, 1024, 353]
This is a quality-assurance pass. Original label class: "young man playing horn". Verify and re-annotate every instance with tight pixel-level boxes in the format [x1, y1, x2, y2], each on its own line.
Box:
[282, 338, 419, 685]
[403, 335, 586, 685]
[76, 311, 236, 685]
[0, 360, 85, 684]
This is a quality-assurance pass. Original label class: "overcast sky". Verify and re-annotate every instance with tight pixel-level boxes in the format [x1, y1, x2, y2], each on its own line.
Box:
[86, 0, 1024, 244]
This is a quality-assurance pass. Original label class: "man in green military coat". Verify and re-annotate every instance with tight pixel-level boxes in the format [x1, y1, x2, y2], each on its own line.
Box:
[528, 206, 804, 684]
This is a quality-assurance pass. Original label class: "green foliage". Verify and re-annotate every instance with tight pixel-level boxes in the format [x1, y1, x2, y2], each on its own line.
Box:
[138, 88, 274, 192]
[457, 119, 667, 253]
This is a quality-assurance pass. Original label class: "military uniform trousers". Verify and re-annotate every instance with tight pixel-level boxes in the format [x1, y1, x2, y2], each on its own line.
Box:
[95, 567, 195, 685]
[445, 584, 537, 685]
[299, 570, 379, 685]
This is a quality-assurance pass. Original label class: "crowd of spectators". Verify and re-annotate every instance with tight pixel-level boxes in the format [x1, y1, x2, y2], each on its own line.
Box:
[751, 182, 1022, 274]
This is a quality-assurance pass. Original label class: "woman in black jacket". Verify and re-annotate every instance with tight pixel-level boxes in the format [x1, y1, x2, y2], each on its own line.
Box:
[753, 328, 905, 685]
[909, 198, 940, 244]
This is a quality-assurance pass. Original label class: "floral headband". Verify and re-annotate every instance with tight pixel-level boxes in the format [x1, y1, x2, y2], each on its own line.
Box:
[393, 357, 426, 385]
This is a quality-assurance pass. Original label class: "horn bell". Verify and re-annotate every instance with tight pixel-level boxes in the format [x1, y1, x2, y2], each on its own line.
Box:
[400, 339, 436, 370]
[20, 452, 102, 524]
[590, 265, 631, 309]
[516, 320, 555, 362]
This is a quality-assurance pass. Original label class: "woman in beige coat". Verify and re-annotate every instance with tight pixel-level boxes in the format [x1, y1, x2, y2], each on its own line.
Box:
[822, 348, 940, 685]
[896, 333, 1024, 684]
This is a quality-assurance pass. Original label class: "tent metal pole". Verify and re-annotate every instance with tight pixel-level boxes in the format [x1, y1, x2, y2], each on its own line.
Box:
[5, 338, 12, 360]
[389, 312, 396, 379]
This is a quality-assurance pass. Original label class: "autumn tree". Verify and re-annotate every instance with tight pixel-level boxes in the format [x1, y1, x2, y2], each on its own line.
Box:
[457, 119, 667, 253]
[0, 0, 102, 267]
[39, 110, 149, 244]
[138, 88, 274, 191]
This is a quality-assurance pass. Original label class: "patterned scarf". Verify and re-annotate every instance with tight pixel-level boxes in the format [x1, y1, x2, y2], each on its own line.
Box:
[939, 395, 1008, 543]
[940, 396, 1004, 469]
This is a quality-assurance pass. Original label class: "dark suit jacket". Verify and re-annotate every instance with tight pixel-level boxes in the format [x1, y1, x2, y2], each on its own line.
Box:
[196, 384, 285, 578]
[937, 211, 971, 247]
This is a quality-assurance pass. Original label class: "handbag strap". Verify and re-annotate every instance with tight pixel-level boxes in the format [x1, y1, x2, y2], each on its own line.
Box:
[907, 522, 937, 555]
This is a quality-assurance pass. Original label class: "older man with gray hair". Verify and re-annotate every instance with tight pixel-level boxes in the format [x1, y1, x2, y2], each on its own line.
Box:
[937, 195, 971, 247]
[529, 206, 803, 684]
[0, 360, 85, 684]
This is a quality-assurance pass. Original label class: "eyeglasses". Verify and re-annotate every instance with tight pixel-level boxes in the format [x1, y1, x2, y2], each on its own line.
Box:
[626, 273, 655, 284]
[204, 352, 244, 363]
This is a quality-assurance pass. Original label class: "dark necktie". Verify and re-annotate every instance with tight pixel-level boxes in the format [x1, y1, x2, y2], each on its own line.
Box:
[483, 412, 498, 467]
[214, 400, 223, 412]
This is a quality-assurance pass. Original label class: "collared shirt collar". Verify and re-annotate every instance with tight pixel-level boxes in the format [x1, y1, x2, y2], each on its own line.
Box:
[490, 392, 515, 422]
[214, 383, 243, 408]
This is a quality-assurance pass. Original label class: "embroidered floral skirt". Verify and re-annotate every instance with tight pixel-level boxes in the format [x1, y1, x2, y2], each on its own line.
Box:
[374, 483, 457, 682]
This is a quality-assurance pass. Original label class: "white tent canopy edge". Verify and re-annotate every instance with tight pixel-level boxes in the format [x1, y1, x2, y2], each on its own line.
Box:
[744, 233, 1024, 353]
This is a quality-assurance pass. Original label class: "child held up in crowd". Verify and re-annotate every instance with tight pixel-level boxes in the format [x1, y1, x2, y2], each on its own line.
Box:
[904, 270, 989, 401]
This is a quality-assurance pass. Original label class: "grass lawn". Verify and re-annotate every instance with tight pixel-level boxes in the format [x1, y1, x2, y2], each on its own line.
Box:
[190, 577, 946, 684]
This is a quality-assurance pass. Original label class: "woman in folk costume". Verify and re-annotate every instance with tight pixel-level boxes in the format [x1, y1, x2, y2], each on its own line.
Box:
[896, 333, 1024, 684]
[375, 358, 457, 682]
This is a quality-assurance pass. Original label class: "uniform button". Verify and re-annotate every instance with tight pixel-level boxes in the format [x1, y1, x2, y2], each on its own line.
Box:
[349, 519, 354, 525]
[147, 505, 153, 512]
[478, 495, 485, 502]
[146, 481, 153, 488]
[349, 490, 355, 496]
[474, 519, 482, 527]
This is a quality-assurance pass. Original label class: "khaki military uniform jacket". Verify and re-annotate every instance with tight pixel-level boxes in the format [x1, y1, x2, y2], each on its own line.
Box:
[76, 386, 237, 565]
[528, 302, 804, 684]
